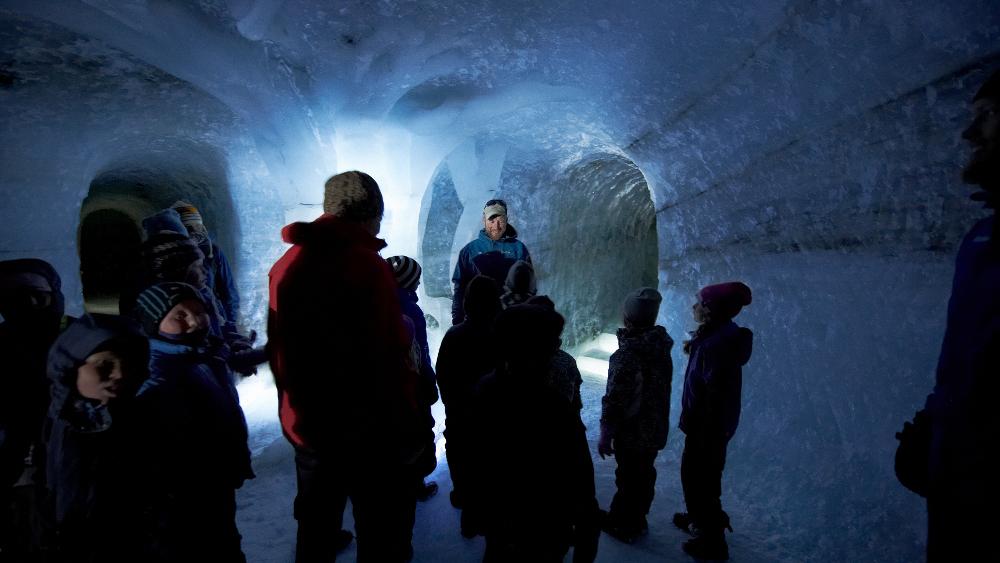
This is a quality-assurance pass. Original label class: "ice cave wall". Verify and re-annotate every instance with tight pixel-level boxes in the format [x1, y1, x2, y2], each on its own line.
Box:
[1, 1, 999, 561]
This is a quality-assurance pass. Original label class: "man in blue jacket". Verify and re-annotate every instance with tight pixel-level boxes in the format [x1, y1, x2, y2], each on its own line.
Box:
[451, 199, 532, 325]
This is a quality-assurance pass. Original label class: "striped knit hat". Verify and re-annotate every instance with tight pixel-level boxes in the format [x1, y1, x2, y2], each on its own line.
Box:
[141, 233, 204, 281]
[387, 256, 422, 290]
[170, 201, 213, 258]
[170, 201, 204, 230]
[134, 282, 204, 336]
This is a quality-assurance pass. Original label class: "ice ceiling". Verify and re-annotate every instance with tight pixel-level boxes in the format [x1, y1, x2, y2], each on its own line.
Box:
[1, 1, 999, 561]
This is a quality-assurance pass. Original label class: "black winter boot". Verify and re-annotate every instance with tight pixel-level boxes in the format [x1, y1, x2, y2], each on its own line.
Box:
[673, 512, 694, 534]
[599, 509, 643, 544]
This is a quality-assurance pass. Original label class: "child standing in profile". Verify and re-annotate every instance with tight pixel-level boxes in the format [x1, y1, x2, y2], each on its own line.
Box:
[598, 287, 674, 544]
[674, 282, 753, 562]
[133, 282, 253, 563]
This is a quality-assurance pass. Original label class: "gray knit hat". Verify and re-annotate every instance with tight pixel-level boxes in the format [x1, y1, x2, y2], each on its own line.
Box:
[624, 287, 662, 327]
[387, 256, 422, 290]
[134, 282, 204, 336]
[323, 171, 384, 221]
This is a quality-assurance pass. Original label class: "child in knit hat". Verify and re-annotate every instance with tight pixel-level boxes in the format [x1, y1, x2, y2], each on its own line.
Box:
[133, 282, 253, 562]
[386, 255, 440, 502]
[674, 281, 753, 561]
[598, 287, 674, 544]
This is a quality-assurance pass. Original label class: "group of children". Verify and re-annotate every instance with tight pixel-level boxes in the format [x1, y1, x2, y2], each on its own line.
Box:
[1, 197, 753, 562]
[426, 250, 754, 561]
[0, 201, 262, 562]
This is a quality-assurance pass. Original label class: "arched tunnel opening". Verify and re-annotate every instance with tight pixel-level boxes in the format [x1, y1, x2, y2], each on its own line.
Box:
[78, 151, 240, 315]
[78, 207, 142, 314]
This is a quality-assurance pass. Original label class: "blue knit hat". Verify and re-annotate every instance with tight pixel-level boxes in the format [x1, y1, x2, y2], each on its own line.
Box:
[134, 282, 204, 336]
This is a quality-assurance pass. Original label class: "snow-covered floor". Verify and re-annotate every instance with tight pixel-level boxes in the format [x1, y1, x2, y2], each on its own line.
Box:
[233, 338, 779, 563]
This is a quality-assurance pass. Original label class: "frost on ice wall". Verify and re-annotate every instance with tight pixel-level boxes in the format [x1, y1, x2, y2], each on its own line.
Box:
[2, 1, 999, 561]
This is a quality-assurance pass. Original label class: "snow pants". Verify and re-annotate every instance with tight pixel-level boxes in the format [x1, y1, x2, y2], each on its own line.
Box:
[152, 485, 245, 563]
[680, 433, 729, 531]
[294, 447, 416, 563]
[608, 447, 659, 530]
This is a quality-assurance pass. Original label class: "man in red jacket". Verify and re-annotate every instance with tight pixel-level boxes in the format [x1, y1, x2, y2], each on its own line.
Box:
[268, 171, 422, 563]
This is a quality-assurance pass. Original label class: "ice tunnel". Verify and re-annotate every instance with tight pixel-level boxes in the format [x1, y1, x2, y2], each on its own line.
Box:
[1, 1, 998, 562]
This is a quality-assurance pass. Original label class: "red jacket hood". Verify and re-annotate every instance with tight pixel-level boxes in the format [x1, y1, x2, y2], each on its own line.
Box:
[281, 212, 387, 252]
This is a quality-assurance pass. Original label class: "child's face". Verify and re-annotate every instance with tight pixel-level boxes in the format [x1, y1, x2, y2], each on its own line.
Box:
[159, 298, 209, 336]
[692, 301, 709, 324]
[76, 350, 126, 405]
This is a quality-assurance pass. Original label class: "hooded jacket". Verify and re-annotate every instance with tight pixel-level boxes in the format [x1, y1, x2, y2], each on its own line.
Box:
[601, 325, 674, 450]
[43, 314, 150, 561]
[452, 225, 531, 325]
[679, 320, 753, 440]
[1, 258, 65, 488]
[267, 213, 419, 459]
[137, 336, 252, 490]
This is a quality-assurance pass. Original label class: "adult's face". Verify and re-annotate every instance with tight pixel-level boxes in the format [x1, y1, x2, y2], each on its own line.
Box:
[962, 96, 1000, 189]
[484, 214, 508, 241]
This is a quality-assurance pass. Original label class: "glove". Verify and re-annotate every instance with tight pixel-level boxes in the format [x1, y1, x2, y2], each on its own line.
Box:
[597, 427, 615, 459]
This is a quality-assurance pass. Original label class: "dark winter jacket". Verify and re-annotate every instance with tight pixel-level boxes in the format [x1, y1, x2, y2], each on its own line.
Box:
[601, 325, 674, 450]
[397, 287, 436, 387]
[468, 363, 598, 555]
[435, 317, 497, 433]
[0, 258, 65, 490]
[547, 350, 584, 411]
[452, 226, 531, 324]
[203, 242, 241, 339]
[267, 213, 420, 460]
[137, 336, 252, 491]
[679, 321, 753, 440]
[43, 314, 150, 562]
[924, 215, 999, 502]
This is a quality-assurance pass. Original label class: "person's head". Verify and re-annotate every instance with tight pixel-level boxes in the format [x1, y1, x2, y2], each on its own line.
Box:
[75, 343, 134, 405]
[170, 200, 213, 257]
[323, 171, 384, 235]
[504, 260, 536, 296]
[623, 287, 662, 329]
[464, 274, 502, 323]
[494, 303, 564, 369]
[135, 282, 210, 343]
[962, 70, 1000, 198]
[483, 199, 508, 241]
[141, 233, 206, 288]
[142, 208, 189, 239]
[47, 314, 149, 407]
[387, 256, 422, 291]
[695, 282, 752, 323]
[0, 258, 64, 337]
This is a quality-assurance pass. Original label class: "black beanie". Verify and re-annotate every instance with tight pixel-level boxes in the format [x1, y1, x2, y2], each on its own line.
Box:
[134, 282, 204, 336]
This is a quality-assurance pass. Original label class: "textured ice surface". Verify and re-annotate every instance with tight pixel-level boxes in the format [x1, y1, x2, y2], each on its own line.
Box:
[2, 1, 1000, 561]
